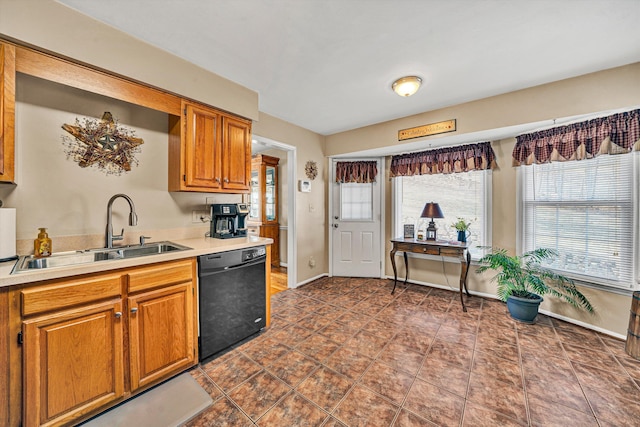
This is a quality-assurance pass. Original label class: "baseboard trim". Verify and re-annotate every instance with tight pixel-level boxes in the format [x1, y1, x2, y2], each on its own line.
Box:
[296, 273, 328, 288]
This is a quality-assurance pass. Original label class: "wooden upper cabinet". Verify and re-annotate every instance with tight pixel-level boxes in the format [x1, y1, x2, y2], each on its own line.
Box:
[169, 100, 251, 193]
[222, 116, 251, 191]
[0, 43, 16, 184]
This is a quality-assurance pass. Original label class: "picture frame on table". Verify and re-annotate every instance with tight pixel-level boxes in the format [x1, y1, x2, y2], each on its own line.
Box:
[403, 224, 415, 239]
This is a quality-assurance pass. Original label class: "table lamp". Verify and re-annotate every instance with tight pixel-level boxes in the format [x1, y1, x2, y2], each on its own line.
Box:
[420, 202, 444, 240]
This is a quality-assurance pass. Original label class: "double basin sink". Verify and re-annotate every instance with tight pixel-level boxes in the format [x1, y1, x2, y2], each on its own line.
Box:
[12, 241, 192, 274]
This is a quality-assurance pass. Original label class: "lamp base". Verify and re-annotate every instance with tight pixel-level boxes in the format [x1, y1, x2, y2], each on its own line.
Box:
[426, 220, 437, 240]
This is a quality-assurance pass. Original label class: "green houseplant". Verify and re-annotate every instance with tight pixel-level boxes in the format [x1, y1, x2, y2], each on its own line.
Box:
[476, 247, 594, 323]
[451, 218, 472, 243]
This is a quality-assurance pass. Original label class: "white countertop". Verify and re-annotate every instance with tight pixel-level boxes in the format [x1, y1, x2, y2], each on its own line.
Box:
[0, 236, 273, 288]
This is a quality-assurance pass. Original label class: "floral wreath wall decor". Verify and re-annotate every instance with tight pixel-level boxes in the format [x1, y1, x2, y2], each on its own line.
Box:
[305, 160, 318, 180]
[62, 112, 144, 175]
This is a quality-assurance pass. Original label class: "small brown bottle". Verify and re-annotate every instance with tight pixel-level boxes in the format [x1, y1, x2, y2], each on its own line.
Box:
[34, 228, 52, 257]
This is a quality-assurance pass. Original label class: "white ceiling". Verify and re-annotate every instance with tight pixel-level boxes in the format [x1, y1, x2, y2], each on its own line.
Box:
[58, 0, 640, 136]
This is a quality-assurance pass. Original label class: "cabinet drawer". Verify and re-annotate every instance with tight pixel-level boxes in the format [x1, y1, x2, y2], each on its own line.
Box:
[21, 274, 123, 317]
[127, 259, 194, 293]
[395, 242, 440, 255]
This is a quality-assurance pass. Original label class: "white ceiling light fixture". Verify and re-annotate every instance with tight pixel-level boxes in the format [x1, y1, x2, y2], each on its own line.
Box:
[392, 76, 422, 97]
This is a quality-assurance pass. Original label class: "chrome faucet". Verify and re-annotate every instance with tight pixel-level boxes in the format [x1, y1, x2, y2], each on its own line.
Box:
[105, 194, 138, 248]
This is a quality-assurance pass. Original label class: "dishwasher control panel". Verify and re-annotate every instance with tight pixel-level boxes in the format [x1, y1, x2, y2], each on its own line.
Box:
[243, 246, 266, 261]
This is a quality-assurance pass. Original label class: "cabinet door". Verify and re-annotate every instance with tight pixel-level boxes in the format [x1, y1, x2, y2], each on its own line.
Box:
[222, 116, 251, 191]
[128, 282, 195, 391]
[0, 43, 16, 183]
[184, 103, 221, 189]
[22, 299, 124, 427]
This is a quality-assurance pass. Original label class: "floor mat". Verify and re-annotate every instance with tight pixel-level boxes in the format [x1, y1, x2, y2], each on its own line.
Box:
[82, 372, 212, 427]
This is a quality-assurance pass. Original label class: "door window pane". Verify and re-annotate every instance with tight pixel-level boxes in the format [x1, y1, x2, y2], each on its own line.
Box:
[341, 182, 373, 220]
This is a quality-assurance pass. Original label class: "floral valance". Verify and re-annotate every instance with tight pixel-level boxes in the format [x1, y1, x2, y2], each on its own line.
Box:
[512, 109, 640, 165]
[335, 161, 378, 183]
[389, 141, 496, 177]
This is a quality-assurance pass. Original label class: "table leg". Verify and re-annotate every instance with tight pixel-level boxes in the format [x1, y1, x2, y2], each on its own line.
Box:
[403, 251, 409, 285]
[459, 250, 470, 312]
[390, 246, 398, 294]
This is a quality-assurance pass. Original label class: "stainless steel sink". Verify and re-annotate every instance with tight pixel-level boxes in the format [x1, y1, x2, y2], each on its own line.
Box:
[12, 241, 192, 273]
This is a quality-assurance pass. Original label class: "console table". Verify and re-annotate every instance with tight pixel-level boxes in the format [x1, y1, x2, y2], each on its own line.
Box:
[390, 238, 472, 311]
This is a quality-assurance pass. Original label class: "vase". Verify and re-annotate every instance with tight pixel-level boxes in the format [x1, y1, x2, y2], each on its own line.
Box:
[457, 230, 469, 243]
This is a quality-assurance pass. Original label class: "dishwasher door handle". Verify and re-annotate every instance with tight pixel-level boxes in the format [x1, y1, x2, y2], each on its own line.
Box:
[199, 255, 266, 277]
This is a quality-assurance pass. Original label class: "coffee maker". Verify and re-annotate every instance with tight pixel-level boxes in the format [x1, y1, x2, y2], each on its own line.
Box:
[210, 203, 249, 239]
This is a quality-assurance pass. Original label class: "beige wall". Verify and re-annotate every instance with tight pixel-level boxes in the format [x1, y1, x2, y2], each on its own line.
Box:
[0, 0, 258, 121]
[329, 63, 640, 337]
[253, 113, 327, 284]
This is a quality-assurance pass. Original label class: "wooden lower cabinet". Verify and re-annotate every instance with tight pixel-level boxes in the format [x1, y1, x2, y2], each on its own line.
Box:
[13, 258, 197, 427]
[22, 299, 125, 427]
[128, 282, 195, 390]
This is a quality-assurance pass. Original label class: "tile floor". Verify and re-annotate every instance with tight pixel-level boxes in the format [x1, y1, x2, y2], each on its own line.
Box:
[183, 277, 640, 426]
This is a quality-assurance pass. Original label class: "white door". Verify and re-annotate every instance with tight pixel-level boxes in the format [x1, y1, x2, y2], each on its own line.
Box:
[330, 158, 383, 277]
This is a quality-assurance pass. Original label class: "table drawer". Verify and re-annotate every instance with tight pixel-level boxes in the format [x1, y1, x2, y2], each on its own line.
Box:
[395, 242, 441, 255]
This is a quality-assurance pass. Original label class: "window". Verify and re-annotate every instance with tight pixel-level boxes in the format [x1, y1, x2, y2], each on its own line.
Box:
[340, 182, 373, 220]
[393, 170, 491, 259]
[519, 153, 638, 290]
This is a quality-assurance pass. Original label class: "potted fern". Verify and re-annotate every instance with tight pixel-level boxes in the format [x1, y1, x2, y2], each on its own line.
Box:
[476, 247, 594, 323]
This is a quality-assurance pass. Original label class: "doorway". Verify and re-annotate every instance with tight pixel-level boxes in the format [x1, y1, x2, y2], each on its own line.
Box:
[329, 157, 385, 278]
[251, 135, 297, 292]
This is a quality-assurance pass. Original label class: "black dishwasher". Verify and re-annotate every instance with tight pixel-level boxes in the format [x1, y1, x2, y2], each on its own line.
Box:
[198, 246, 266, 361]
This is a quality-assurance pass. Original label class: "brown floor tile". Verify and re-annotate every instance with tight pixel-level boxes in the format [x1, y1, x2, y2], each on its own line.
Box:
[583, 384, 640, 425]
[527, 393, 598, 426]
[474, 333, 519, 363]
[471, 350, 522, 388]
[257, 391, 328, 427]
[525, 375, 591, 414]
[336, 310, 373, 329]
[360, 318, 402, 341]
[555, 327, 607, 350]
[183, 397, 253, 427]
[322, 416, 348, 427]
[297, 314, 335, 332]
[342, 330, 390, 358]
[278, 305, 309, 322]
[333, 384, 399, 427]
[269, 324, 314, 347]
[573, 361, 640, 397]
[203, 353, 262, 392]
[425, 339, 474, 370]
[317, 322, 358, 344]
[325, 347, 374, 380]
[359, 361, 414, 404]
[461, 401, 526, 427]
[563, 342, 619, 371]
[392, 409, 437, 426]
[518, 332, 565, 359]
[228, 370, 291, 420]
[377, 341, 425, 376]
[477, 323, 517, 345]
[435, 326, 476, 348]
[404, 378, 464, 426]
[389, 328, 436, 353]
[296, 366, 353, 412]
[417, 358, 469, 397]
[466, 373, 527, 423]
[296, 333, 341, 362]
[241, 337, 291, 367]
[267, 350, 319, 387]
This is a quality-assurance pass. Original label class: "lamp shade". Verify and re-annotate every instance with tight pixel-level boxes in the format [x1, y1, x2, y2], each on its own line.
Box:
[420, 202, 444, 219]
[392, 76, 422, 97]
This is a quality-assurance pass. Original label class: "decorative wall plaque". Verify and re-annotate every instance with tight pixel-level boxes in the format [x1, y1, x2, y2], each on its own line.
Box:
[398, 119, 456, 141]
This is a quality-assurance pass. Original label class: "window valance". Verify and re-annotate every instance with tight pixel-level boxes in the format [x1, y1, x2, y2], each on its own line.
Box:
[389, 141, 496, 177]
[335, 161, 378, 183]
[512, 109, 640, 165]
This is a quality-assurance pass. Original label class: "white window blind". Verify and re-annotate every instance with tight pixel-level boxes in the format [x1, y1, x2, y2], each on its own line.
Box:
[520, 153, 637, 289]
[394, 170, 491, 259]
[340, 182, 373, 220]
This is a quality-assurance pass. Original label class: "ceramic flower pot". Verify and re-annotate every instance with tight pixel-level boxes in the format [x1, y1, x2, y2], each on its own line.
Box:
[506, 294, 543, 323]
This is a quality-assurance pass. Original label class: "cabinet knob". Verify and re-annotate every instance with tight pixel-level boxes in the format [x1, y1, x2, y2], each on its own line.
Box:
[131, 307, 138, 314]
[224, 178, 229, 183]
[114, 312, 122, 318]
[215, 177, 220, 183]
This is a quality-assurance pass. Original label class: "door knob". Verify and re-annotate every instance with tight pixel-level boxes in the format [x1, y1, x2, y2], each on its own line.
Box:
[333, 224, 339, 228]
